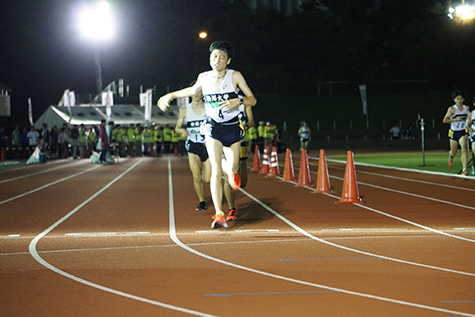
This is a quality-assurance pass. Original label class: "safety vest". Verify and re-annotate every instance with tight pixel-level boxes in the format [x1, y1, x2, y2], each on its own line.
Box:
[153, 129, 162, 142]
[111, 128, 120, 142]
[79, 128, 87, 143]
[142, 129, 152, 143]
[135, 127, 142, 140]
[248, 127, 257, 141]
[127, 128, 136, 142]
[117, 129, 126, 142]
[171, 131, 179, 143]
[258, 125, 265, 138]
[265, 126, 274, 139]
[163, 128, 172, 142]
[88, 129, 96, 143]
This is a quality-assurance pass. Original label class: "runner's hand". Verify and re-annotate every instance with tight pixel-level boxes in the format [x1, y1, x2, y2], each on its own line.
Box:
[220, 98, 240, 111]
[158, 95, 171, 112]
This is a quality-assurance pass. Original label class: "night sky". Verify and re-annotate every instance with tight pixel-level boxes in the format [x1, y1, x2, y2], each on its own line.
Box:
[2, 0, 475, 132]
[0, 0, 215, 130]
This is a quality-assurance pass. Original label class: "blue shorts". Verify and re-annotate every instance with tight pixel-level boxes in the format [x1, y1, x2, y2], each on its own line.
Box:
[185, 140, 208, 162]
[448, 129, 468, 142]
[208, 117, 243, 147]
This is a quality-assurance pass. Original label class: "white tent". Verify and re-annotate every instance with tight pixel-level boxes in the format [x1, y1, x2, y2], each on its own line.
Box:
[34, 104, 179, 129]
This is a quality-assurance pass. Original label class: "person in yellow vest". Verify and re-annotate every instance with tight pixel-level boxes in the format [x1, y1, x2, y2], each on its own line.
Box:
[134, 124, 143, 157]
[162, 125, 172, 153]
[264, 122, 274, 147]
[257, 121, 265, 150]
[127, 124, 136, 157]
[142, 125, 152, 156]
[153, 125, 162, 156]
[247, 123, 257, 154]
[117, 125, 126, 157]
[171, 127, 180, 155]
[79, 124, 87, 158]
[87, 126, 96, 156]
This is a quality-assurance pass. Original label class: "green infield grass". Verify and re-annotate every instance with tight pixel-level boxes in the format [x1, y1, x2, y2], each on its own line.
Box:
[324, 151, 474, 176]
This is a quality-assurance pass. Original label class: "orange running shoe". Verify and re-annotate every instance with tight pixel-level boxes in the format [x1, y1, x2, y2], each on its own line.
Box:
[228, 173, 241, 190]
[448, 156, 454, 167]
[211, 213, 228, 228]
[226, 208, 237, 221]
[462, 169, 468, 176]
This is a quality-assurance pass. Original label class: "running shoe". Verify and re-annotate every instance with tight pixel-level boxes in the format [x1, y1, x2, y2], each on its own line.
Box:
[462, 169, 468, 176]
[196, 201, 207, 211]
[472, 166, 475, 176]
[226, 208, 237, 221]
[448, 156, 454, 167]
[228, 173, 241, 190]
[211, 213, 228, 228]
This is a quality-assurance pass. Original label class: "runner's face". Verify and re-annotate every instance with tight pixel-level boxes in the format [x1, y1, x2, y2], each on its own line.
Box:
[209, 49, 230, 72]
[454, 95, 464, 106]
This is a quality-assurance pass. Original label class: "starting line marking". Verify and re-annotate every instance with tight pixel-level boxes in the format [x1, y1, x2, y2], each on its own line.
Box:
[65, 232, 151, 237]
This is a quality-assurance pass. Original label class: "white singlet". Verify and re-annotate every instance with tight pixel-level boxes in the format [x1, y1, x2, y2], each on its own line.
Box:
[200, 69, 241, 123]
[450, 104, 468, 132]
[185, 103, 206, 144]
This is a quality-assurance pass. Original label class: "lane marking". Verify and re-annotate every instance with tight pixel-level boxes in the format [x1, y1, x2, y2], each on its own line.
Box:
[0, 161, 86, 185]
[167, 158, 475, 317]
[275, 257, 381, 262]
[0, 166, 101, 205]
[28, 159, 216, 317]
[239, 186, 475, 277]
[277, 164, 475, 243]
[65, 232, 151, 237]
[206, 290, 338, 297]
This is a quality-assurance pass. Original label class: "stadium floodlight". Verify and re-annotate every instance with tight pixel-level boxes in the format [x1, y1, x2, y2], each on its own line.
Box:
[199, 31, 208, 39]
[80, 1, 114, 41]
[448, 1, 475, 21]
[79, 1, 114, 95]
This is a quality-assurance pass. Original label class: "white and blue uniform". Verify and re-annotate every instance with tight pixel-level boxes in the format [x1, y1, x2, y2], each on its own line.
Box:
[199, 69, 243, 147]
[185, 103, 206, 144]
[299, 126, 310, 142]
[449, 104, 468, 141]
[184, 103, 208, 162]
[469, 109, 475, 142]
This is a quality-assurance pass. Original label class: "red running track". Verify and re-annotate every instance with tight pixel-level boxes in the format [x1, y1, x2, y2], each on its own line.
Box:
[0, 153, 474, 316]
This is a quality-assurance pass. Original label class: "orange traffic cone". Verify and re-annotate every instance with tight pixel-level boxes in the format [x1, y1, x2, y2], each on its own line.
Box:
[281, 148, 295, 182]
[251, 145, 261, 172]
[314, 149, 334, 194]
[0, 147, 5, 161]
[296, 149, 311, 187]
[173, 143, 178, 156]
[335, 151, 363, 204]
[267, 146, 280, 177]
[259, 146, 269, 174]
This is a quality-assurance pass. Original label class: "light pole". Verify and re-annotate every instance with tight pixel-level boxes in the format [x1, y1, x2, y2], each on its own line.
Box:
[79, 1, 114, 96]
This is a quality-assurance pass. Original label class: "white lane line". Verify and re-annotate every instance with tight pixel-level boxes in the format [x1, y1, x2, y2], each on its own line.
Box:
[273, 159, 475, 244]
[28, 159, 215, 317]
[64, 232, 151, 237]
[0, 166, 101, 205]
[282, 162, 475, 212]
[307, 155, 475, 191]
[167, 159, 475, 317]
[0, 161, 84, 185]
[240, 185, 475, 278]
